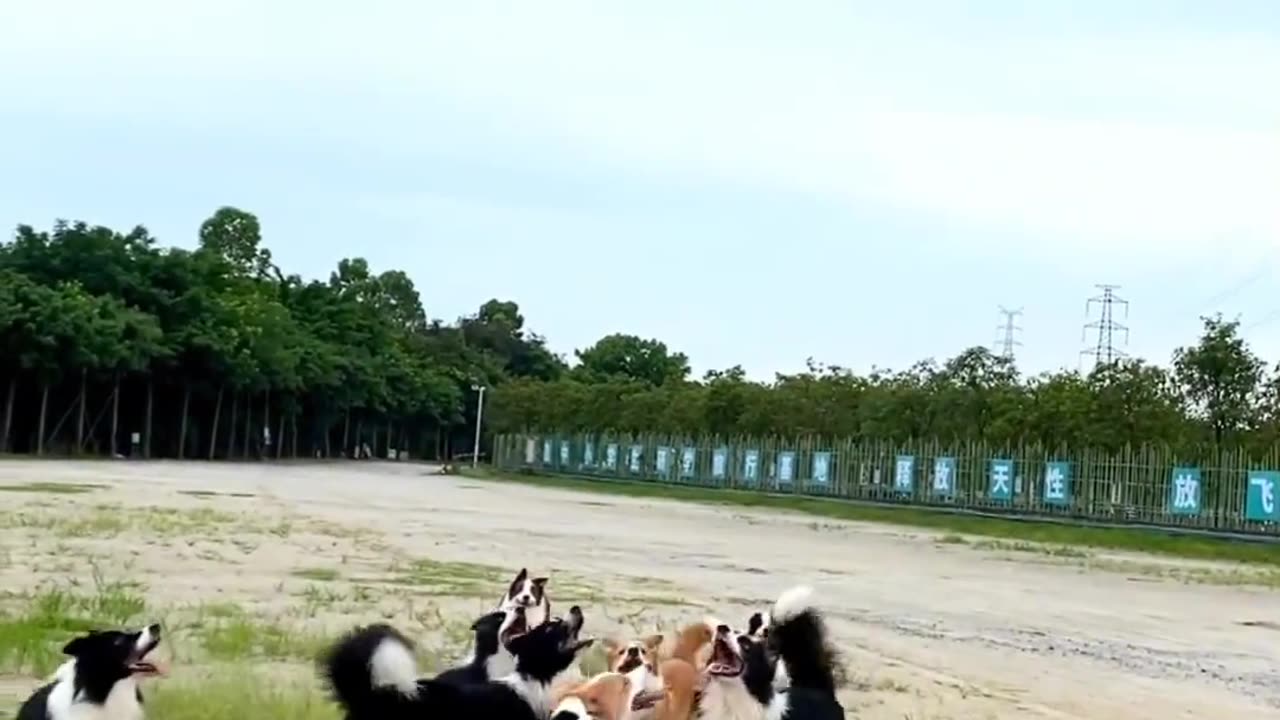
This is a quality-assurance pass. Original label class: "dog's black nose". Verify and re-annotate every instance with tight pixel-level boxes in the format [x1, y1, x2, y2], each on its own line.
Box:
[626, 647, 640, 658]
[716, 624, 731, 635]
[147, 624, 161, 639]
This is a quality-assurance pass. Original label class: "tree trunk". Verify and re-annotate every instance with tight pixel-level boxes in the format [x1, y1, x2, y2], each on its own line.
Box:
[178, 383, 191, 459]
[209, 385, 223, 460]
[110, 374, 121, 457]
[76, 368, 88, 452]
[143, 379, 154, 459]
[275, 408, 285, 460]
[354, 417, 363, 459]
[242, 393, 252, 459]
[1, 375, 16, 453]
[262, 388, 271, 460]
[37, 383, 49, 456]
[226, 391, 238, 458]
[372, 425, 379, 460]
[323, 413, 331, 458]
[342, 410, 350, 457]
[289, 411, 298, 459]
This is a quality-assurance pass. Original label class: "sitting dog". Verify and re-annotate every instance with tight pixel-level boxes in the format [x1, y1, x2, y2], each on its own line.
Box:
[17, 624, 168, 720]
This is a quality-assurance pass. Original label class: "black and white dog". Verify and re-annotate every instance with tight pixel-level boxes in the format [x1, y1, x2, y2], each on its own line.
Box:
[499, 568, 550, 630]
[434, 606, 528, 685]
[17, 624, 167, 720]
[322, 611, 594, 720]
[699, 587, 843, 720]
[745, 610, 790, 690]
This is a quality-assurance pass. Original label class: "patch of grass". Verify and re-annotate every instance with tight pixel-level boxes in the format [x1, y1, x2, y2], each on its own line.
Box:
[468, 468, 1280, 566]
[0, 576, 148, 675]
[148, 673, 338, 720]
[383, 558, 504, 597]
[0, 504, 280, 539]
[195, 616, 330, 662]
[292, 567, 340, 582]
[0, 481, 105, 494]
[972, 539, 1091, 558]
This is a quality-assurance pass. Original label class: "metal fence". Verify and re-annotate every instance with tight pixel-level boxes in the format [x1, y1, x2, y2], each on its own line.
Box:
[493, 433, 1280, 535]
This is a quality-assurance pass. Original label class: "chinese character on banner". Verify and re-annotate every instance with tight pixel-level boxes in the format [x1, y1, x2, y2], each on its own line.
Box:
[559, 441, 571, 467]
[1043, 461, 1071, 505]
[543, 440, 553, 465]
[628, 445, 643, 473]
[894, 455, 915, 493]
[712, 448, 728, 480]
[655, 447, 671, 476]
[582, 442, 594, 468]
[1246, 471, 1280, 521]
[680, 447, 696, 479]
[605, 444, 618, 470]
[812, 452, 831, 487]
[1168, 467, 1201, 516]
[988, 459, 1013, 501]
[743, 450, 760, 484]
[777, 452, 796, 485]
[932, 457, 955, 497]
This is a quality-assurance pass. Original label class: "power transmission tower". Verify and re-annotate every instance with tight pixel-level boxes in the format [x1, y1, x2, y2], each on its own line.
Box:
[1080, 284, 1129, 369]
[994, 306, 1023, 360]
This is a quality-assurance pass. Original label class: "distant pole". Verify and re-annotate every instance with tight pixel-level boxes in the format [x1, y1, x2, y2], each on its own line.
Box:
[1080, 284, 1130, 369]
[994, 306, 1024, 361]
[470, 385, 486, 469]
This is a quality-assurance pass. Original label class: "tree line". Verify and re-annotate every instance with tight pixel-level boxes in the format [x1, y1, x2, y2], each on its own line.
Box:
[0, 209, 563, 459]
[488, 320, 1280, 460]
[3, 209, 1277, 462]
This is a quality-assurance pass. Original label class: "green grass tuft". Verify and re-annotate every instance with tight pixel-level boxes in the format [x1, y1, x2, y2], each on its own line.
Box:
[0, 482, 105, 495]
[147, 673, 339, 720]
[0, 578, 148, 675]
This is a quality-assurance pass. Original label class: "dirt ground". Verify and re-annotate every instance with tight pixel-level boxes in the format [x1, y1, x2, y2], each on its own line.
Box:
[1, 459, 1278, 719]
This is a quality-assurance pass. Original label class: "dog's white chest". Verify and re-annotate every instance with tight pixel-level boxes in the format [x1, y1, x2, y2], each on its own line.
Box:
[48, 679, 144, 720]
[697, 681, 767, 720]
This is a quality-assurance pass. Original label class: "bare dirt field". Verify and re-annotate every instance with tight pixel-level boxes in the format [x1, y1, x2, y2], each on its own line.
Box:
[1, 459, 1278, 719]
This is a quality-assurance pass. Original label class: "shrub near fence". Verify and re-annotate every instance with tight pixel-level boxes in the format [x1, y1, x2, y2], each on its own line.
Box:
[492, 433, 1280, 535]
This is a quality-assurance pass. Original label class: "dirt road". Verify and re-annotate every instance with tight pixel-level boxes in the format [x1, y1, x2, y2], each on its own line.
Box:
[3, 459, 1277, 718]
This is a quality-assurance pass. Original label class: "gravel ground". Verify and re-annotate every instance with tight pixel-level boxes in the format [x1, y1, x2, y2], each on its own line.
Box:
[1, 459, 1277, 719]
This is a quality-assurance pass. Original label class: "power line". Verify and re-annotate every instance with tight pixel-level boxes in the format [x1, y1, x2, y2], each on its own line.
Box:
[1080, 284, 1129, 369]
[993, 306, 1023, 361]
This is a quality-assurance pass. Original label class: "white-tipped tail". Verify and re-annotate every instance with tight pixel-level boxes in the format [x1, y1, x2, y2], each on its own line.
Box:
[369, 636, 419, 696]
[772, 585, 815, 624]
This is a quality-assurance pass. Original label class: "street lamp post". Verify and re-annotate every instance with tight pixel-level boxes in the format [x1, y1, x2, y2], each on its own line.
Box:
[470, 384, 486, 469]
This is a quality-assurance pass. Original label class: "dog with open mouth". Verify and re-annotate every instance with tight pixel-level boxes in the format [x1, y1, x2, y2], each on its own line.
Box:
[17, 624, 168, 720]
[698, 587, 842, 720]
[322, 613, 595, 720]
[433, 605, 530, 685]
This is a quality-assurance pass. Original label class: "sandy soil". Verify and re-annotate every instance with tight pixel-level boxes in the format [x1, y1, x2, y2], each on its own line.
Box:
[1, 459, 1278, 719]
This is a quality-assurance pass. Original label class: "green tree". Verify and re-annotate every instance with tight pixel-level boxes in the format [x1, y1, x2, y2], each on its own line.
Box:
[1173, 315, 1264, 444]
[573, 334, 690, 387]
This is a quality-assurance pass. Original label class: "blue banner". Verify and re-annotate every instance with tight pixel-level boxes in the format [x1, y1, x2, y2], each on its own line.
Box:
[776, 452, 796, 487]
[932, 457, 956, 497]
[680, 447, 697, 480]
[1246, 470, 1280, 522]
[811, 452, 832, 487]
[894, 455, 915, 494]
[742, 449, 760, 486]
[988, 458, 1013, 501]
[1043, 461, 1071, 505]
[712, 447, 729, 480]
[1168, 466, 1201, 515]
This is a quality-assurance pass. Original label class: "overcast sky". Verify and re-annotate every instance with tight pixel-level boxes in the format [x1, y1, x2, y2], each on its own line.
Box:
[2, 0, 1277, 379]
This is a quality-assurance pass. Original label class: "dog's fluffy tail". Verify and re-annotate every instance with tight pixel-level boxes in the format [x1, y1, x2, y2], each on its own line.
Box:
[321, 623, 421, 716]
[769, 586, 838, 697]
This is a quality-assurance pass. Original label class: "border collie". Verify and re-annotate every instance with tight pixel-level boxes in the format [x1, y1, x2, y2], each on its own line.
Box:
[699, 587, 843, 720]
[322, 614, 594, 720]
[434, 607, 528, 685]
[499, 568, 551, 629]
[745, 611, 789, 690]
[17, 624, 167, 720]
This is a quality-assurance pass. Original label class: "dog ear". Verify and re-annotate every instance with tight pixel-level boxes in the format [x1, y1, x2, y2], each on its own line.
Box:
[567, 637, 595, 654]
[512, 568, 528, 583]
[532, 576, 549, 589]
[62, 634, 94, 656]
[643, 633, 664, 651]
[601, 638, 619, 655]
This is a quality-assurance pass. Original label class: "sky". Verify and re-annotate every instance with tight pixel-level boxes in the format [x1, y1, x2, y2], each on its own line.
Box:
[1, 0, 1277, 380]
